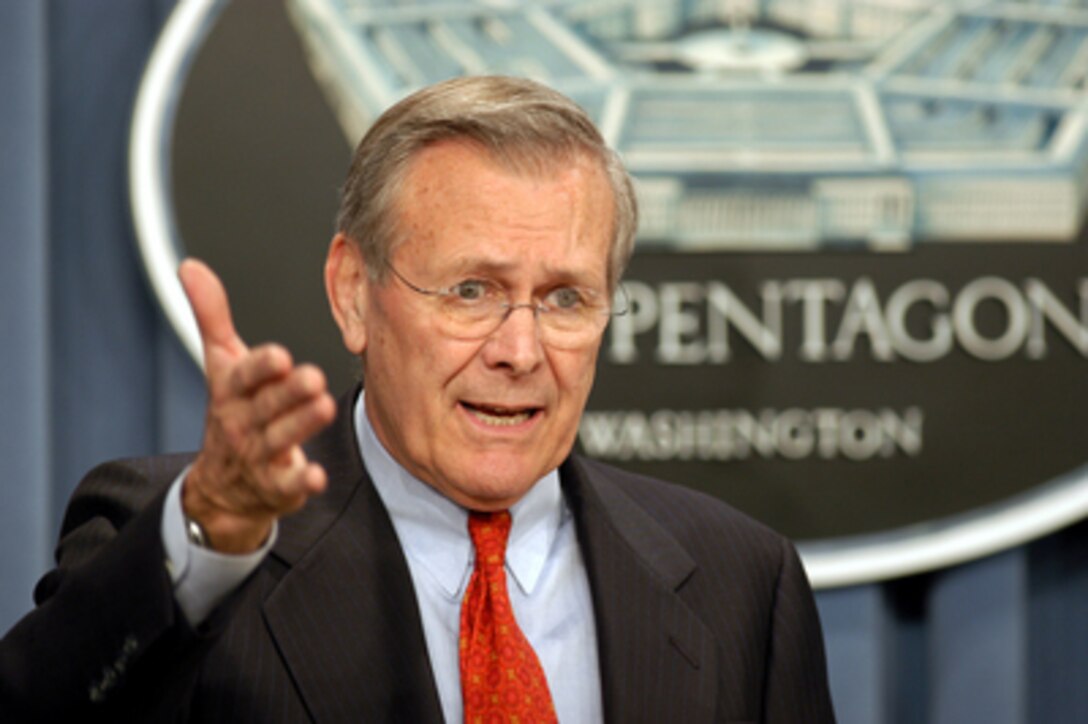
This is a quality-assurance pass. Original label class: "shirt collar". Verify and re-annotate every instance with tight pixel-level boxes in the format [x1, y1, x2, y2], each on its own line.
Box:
[355, 391, 565, 600]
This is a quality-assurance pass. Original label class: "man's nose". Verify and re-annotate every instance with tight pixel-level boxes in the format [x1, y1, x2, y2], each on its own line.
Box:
[481, 304, 545, 375]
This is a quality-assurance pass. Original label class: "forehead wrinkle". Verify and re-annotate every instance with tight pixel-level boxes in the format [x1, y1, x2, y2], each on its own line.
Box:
[415, 253, 602, 291]
[395, 141, 610, 284]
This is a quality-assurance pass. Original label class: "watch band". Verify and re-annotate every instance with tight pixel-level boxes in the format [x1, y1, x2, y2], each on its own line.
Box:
[184, 515, 210, 549]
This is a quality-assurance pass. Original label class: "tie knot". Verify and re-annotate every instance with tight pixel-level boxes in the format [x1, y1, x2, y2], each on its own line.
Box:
[467, 510, 511, 569]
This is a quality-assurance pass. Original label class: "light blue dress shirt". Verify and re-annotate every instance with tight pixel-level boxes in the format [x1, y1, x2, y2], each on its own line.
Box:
[356, 394, 602, 723]
[163, 392, 602, 722]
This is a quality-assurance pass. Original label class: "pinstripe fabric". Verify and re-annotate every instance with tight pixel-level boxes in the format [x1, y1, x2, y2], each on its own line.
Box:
[565, 457, 835, 722]
[0, 388, 834, 722]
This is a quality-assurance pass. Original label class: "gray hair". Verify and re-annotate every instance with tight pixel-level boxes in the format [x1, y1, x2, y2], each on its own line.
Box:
[336, 75, 637, 291]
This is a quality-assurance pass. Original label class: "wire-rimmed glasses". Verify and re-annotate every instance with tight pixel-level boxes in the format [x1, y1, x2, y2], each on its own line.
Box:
[386, 263, 627, 350]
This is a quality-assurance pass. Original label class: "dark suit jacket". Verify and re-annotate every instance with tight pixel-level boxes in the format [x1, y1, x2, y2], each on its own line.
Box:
[0, 390, 835, 722]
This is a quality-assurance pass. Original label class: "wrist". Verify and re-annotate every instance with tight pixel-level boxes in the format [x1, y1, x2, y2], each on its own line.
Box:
[181, 472, 273, 554]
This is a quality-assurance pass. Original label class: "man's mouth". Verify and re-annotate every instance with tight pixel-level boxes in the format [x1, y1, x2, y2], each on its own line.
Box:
[461, 402, 539, 427]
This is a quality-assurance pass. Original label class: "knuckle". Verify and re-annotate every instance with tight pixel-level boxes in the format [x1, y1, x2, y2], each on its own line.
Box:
[219, 414, 251, 449]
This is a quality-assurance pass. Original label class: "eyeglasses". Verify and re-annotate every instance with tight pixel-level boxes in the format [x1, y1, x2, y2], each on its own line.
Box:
[386, 263, 628, 349]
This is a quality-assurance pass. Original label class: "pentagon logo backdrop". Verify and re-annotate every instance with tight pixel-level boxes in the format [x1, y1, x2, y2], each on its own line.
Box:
[136, 0, 1088, 586]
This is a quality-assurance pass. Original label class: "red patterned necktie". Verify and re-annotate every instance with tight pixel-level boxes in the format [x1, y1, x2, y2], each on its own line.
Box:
[460, 510, 558, 724]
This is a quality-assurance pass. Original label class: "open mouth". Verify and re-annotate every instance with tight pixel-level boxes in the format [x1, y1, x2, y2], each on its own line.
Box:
[461, 402, 539, 427]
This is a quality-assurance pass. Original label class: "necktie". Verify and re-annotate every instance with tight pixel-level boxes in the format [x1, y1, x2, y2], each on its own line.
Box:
[460, 510, 558, 723]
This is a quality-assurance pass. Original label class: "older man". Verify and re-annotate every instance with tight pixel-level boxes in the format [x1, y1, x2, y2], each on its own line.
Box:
[1, 76, 834, 722]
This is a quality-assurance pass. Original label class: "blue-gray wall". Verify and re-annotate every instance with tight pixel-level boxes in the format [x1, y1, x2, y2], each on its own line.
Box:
[1, 3, 1086, 722]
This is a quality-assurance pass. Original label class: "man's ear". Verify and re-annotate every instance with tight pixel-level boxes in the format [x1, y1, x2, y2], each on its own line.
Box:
[325, 233, 369, 355]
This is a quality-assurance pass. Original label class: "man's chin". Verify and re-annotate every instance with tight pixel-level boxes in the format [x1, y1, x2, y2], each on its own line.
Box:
[434, 459, 548, 511]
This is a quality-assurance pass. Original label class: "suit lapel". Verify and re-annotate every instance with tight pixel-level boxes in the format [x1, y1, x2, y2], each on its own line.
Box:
[250, 389, 718, 722]
[260, 389, 444, 723]
[562, 457, 720, 724]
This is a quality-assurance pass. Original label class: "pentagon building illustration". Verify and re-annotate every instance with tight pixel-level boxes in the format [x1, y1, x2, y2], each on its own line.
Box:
[286, 0, 1088, 251]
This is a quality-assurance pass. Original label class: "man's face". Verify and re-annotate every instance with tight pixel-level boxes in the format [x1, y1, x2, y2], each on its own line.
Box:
[346, 140, 615, 510]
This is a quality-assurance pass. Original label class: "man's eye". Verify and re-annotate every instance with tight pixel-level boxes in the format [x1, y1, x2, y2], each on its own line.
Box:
[450, 280, 491, 302]
[548, 287, 586, 310]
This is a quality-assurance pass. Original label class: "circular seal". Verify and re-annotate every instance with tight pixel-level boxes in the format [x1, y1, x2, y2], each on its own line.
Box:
[132, 0, 1088, 587]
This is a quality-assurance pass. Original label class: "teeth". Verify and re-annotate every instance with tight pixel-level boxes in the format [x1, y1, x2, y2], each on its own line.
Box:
[466, 405, 533, 427]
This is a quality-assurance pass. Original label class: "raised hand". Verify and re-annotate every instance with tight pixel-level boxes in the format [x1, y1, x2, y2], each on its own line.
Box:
[178, 259, 337, 553]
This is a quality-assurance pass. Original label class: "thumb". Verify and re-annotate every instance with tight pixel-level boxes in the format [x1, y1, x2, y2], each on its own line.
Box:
[179, 258, 248, 368]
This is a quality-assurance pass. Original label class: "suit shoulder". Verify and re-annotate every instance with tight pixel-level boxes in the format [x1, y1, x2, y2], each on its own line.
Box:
[61, 452, 196, 537]
[82, 452, 197, 487]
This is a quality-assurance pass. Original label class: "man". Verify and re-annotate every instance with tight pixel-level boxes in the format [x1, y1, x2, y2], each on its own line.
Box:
[1, 76, 835, 722]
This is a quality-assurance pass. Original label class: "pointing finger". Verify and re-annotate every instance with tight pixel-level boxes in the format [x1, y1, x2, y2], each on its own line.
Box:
[179, 258, 247, 365]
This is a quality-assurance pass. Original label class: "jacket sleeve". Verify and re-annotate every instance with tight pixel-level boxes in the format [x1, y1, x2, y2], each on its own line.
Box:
[0, 456, 231, 723]
[762, 537, 837, 723]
